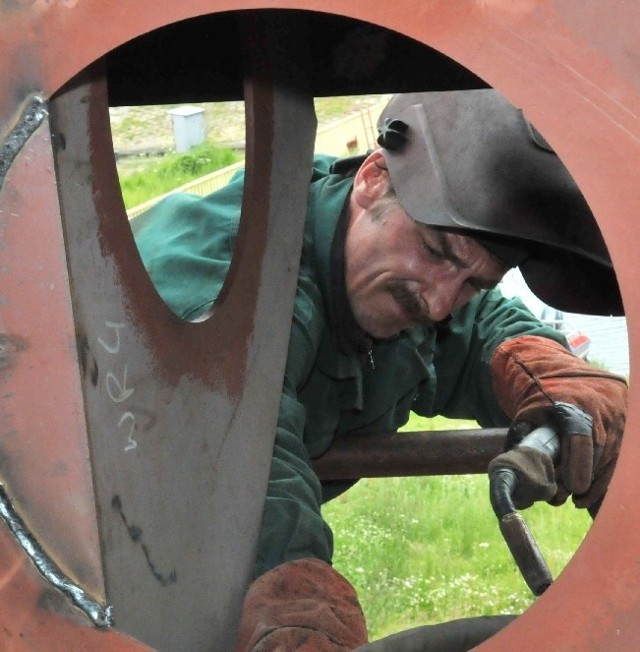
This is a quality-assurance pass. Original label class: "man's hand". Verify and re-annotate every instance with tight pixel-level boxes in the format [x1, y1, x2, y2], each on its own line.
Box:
[234, 558, 367, 651]
[490, 335, 628, 511]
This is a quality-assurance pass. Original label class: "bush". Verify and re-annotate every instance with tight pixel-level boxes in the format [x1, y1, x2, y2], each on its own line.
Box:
[118, 142, 242, 208]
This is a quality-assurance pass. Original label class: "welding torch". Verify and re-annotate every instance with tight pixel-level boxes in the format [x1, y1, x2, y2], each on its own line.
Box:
[488, 425, 560, 596]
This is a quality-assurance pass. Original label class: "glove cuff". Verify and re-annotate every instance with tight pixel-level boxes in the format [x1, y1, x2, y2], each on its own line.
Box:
[234, 558, 367, 651]
[490, 335, 625, 424]
[490, 334, 627, 509]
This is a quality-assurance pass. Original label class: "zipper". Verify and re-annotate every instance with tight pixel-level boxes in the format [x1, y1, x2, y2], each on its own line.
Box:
[368, 349, 375, 370]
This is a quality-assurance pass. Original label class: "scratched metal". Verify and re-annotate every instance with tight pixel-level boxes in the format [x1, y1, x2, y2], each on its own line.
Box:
[47, 14, 315, 651]
[0, 99, 152, 649]
[1, 3, 640, 652]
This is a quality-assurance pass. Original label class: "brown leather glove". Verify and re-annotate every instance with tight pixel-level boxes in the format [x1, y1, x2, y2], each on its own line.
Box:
[487, 440, 558, 510]
[490, 335, 628, 510]
[233, 558, 368, 651]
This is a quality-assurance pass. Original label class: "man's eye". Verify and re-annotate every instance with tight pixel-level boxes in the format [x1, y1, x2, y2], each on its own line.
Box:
[423, 242, 445, 260]
[466, 279, 482, 292]
[467, 279, 493, 293]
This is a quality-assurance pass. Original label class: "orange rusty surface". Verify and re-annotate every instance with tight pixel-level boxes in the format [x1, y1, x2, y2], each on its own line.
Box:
[0, 108, 136, 645]
[0, 522, 154, 651]
[0, 120, 105, 594]
[1, 1, 640, 650]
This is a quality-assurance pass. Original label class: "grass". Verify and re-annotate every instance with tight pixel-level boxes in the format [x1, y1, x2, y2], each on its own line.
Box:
[322, 413, 591, 641]
[118, 142, 242, 208]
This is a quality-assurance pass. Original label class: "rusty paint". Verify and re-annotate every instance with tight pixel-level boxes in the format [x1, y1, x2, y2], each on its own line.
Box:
[313, 428, 508, 479]
[33, 13, 315, 650]
[1, 2, 640, 651]
[0, 522, 155, 651]
[0, 115, 106, 599]
[0, 334, 27, 374]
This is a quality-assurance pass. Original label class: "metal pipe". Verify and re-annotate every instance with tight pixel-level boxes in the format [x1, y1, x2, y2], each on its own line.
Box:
[488, 425, 560, 596]
[312, 428, 507, 480]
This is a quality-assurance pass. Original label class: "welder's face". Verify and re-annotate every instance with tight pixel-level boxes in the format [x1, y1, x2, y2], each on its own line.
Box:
[344, 151, 507, 340]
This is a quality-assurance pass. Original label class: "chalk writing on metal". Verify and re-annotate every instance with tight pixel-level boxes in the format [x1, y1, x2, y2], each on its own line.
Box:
[118, 411, 138, 452]
[98, 321, 138, 452]
[97, 320, 125, 354]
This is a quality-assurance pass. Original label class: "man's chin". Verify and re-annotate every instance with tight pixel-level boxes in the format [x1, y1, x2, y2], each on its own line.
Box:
[371, 332, 402, 343]
[376, 319, 437, 339]
[369, 322, 414, 341]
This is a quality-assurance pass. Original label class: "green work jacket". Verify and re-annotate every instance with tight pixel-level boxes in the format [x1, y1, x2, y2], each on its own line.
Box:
[132, 155, 566, 578]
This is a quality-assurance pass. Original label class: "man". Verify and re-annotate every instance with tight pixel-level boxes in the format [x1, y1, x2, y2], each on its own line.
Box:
[132, 90, 627, 651]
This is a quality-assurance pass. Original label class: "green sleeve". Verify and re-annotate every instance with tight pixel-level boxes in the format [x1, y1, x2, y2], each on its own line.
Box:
[252, 267, 334, 578]
[425, 288, 568, 426]
[131, 176, 244, 320]
[132, 160, 341, 579]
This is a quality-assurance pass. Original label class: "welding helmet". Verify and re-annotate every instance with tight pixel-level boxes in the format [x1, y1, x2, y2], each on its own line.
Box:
[376, 89, 622, 315]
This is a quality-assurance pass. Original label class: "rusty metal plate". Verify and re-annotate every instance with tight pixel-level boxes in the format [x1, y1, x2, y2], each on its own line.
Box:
[0, 524, 154, 651]
[1, 2, 640, 651]
[2, 8, 316, 651]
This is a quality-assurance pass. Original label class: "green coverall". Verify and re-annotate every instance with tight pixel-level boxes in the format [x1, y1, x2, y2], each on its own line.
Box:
[132, 155, 566, 579]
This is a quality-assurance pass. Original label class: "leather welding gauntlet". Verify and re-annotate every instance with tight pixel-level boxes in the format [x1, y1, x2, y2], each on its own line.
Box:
[490, 335, 628, 510]
[234, 558, 368, 652]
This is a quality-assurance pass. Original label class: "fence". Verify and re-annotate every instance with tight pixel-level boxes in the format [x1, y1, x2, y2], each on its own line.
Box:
[126, 99, 388, 220]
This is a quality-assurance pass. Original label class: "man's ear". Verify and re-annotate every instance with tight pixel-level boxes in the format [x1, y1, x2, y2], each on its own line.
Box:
[351, 150, 390, 209]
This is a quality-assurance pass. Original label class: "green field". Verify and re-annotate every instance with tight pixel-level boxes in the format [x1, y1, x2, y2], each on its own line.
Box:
[322, 414, 591, 641]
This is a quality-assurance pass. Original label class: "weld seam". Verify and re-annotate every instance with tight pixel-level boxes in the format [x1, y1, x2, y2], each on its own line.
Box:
[0, 481, 114, 628]
[0, 96, 48, 191]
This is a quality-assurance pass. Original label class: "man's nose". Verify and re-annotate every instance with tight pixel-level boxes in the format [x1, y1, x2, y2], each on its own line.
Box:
[424, 280, 459, 323]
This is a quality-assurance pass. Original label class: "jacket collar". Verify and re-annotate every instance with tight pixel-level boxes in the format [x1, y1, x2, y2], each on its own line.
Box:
[306, 159, 365, 380]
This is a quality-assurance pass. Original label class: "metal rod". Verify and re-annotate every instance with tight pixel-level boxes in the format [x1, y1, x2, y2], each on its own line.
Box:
[312, 428, 507, 480]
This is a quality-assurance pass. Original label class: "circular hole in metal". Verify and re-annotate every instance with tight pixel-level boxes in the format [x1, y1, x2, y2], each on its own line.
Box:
[102, 9, 628, 648]
[22, 7, 630, 650]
